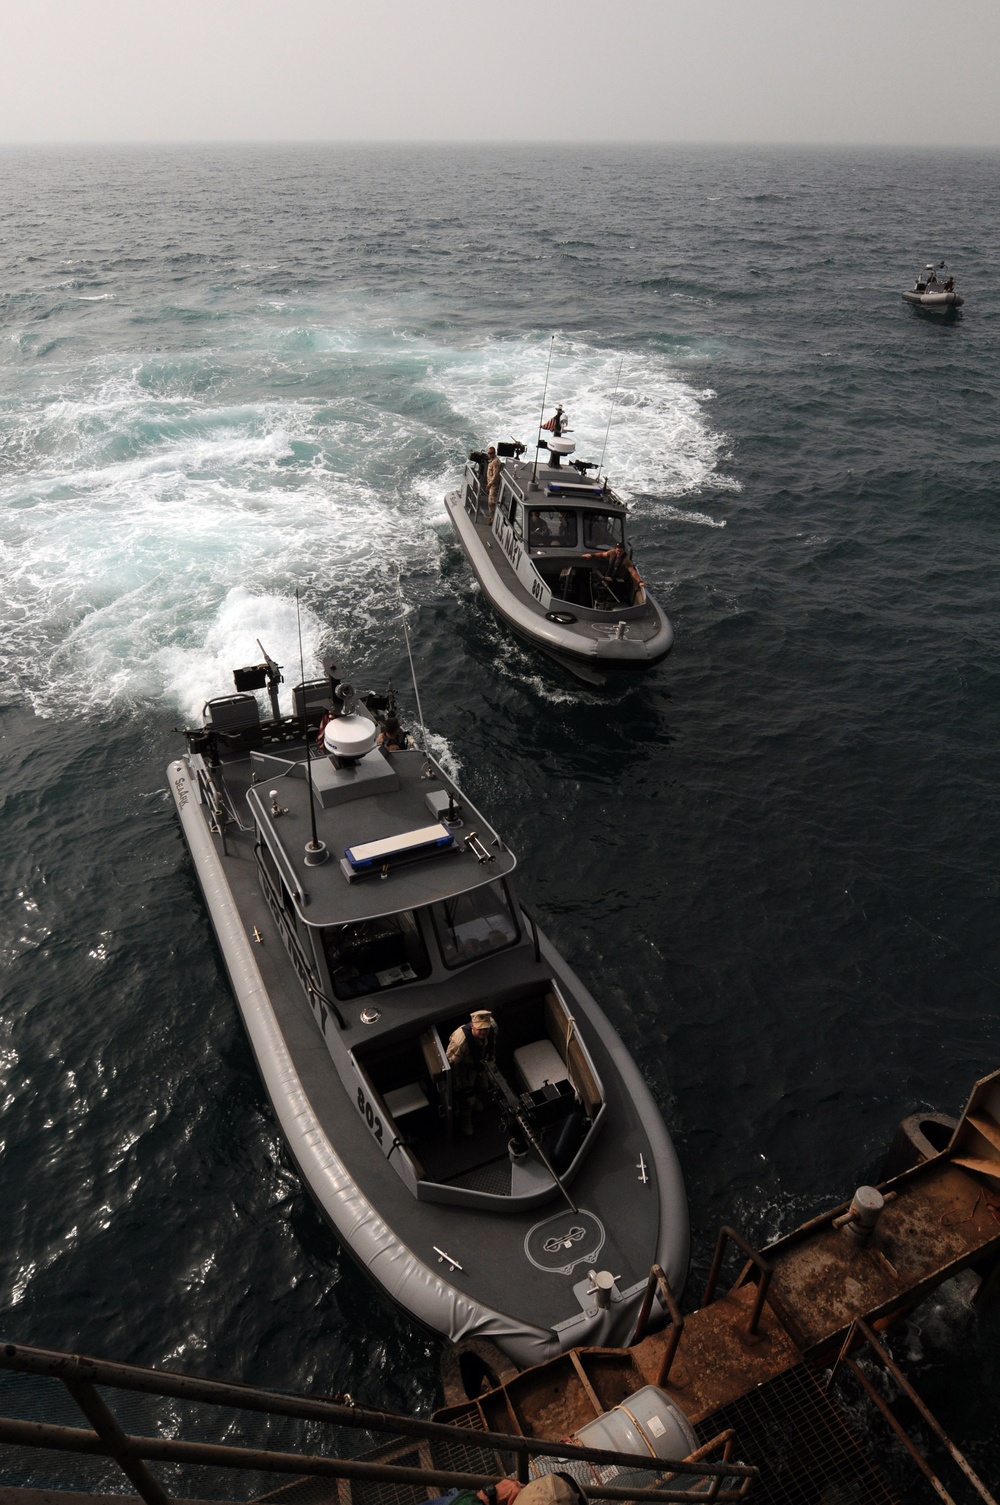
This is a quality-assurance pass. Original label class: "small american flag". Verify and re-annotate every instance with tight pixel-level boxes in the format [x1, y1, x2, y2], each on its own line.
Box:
[541, 416, 557, 431]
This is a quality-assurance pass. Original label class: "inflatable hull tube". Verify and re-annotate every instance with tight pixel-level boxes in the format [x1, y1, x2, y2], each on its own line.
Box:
[901, 290, 964, 308]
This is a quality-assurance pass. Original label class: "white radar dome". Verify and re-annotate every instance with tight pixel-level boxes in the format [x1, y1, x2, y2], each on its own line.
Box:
[547, 435, 576, 456]
[324, 713, 378, 761]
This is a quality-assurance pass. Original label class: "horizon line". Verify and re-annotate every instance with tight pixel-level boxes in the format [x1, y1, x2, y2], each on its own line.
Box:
[1, 137, 999, 152]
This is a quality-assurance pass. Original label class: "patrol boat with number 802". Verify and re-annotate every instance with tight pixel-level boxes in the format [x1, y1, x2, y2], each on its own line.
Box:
[168, 637, 689, 1365]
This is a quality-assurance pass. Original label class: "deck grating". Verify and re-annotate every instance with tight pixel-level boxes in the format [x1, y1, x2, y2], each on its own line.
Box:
[446, 1158, 513, 1196]
[694, 1362, 905, 1504]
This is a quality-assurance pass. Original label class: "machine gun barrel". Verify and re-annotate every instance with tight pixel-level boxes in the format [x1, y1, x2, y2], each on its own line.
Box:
[485, 1061, 578, 1214]
[255, 640, 284, 722]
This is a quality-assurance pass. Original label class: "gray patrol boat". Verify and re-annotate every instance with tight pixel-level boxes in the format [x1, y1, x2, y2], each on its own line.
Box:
[168, 644, 688, 1366]
[445, 406, 674, 684]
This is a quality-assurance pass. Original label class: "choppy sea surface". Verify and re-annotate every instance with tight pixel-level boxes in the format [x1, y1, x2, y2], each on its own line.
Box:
[1, 145, 999, 1483]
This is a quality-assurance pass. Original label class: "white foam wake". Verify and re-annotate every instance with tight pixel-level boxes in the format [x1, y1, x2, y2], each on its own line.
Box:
[157, 589, 327, 724]
[417, 334, 736, 501]
[0, 325, 732, 718]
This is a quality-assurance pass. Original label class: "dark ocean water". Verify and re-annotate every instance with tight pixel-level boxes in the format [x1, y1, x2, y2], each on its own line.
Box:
[1, 145, 999, 1481]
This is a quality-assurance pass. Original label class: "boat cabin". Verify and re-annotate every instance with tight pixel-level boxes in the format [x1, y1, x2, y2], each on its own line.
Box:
[192, 700, 607, 1215]
[465, 442, 646, 615]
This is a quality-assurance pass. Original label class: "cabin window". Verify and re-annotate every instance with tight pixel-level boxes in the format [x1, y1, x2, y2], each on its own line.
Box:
[258, 838, 299, 924]
[322, 912, 432, 999]
[503, 485, 519, 530]
[528, 509, 578, 550]
[583, 512, 624, 549]
[431, 880, 520, 969]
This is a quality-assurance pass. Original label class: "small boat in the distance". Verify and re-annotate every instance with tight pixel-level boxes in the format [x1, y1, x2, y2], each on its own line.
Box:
[902, 261, 964, 310]
[445, 404, 673, 685]
[168, 636, 689, 1365]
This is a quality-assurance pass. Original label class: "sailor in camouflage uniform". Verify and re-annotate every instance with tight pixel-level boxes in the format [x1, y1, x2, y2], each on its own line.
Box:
[447, 1009, 497, 1136]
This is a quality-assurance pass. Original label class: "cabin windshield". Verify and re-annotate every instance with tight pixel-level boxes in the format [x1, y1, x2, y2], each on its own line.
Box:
[323, 912, 432, 999]
[431, 880, 520, 968]
[583, 512, 624, 549]
[528, 508, 578, 550]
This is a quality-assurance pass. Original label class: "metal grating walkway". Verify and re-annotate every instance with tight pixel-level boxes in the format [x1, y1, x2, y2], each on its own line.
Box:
[694, 1363, 902, 1505]
[257, 1435, 537, 1505]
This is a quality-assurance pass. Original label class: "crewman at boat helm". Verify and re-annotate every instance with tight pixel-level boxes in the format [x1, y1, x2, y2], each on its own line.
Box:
[446, 1009, 497, 1136]
[584, 542, 644, 592]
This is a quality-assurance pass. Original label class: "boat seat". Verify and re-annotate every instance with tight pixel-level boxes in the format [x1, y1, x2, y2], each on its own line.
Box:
[205, 693, 263, 749]
[205, 694, 261, 733]
[384, 1082, 430, 1119]
[420, 1027, 449, 1081]
[513, 1039, 569, 1095]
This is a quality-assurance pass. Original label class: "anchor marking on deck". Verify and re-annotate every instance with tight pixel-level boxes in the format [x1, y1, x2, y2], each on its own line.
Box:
[525, 1209, 606, 1275]
[543, 1226, 586, 1253]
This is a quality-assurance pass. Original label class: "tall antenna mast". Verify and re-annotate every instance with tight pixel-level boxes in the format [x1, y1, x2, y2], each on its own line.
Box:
[397, 581, 427, 747]
[598, 355, 625, 478]
[297, 589, 328, 867]
[531, 334, 556, 487]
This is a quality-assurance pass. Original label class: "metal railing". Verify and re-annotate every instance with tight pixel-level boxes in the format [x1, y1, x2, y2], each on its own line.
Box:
[630, 1265, 684, 1388]
[464, 462, 484, 521]
[253, 844, 347, 1029]
[827, 1319, 998, 1505]
[702, 1228, 773, 1338]
[0, 1342, 757, 1505]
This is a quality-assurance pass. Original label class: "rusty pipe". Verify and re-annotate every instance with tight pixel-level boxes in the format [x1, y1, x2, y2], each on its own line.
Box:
[0, 1417, 750, 1503]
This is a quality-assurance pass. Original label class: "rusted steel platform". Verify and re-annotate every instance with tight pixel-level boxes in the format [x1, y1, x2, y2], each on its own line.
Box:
[761, 1152, 1000, 1358]
[436, 1068, 1000, 1503]
[630, 1285, 800, 1426]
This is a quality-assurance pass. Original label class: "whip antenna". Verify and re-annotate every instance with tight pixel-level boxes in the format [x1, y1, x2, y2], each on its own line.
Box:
[296, 589, 328, 867]
[531, 334, 556, 486]
[598, 355, 625, 478]
[397, 581, 427, 747]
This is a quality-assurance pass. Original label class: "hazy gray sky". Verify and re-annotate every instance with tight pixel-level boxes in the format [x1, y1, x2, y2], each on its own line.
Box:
[1, 0, 998, 146]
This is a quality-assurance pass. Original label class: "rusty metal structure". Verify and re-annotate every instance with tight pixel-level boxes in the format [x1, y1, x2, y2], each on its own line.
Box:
[435, 1067, 1000, 1505]
[0, 1341, 753, 1505]
[4, 1069, 1000, 1505]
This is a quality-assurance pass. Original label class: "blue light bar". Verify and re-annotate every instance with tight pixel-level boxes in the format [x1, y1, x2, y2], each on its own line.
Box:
[344, 822, 455, 872]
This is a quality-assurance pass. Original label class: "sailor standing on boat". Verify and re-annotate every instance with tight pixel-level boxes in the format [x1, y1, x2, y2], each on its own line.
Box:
[447, 1009, 497, 1135]
[541, 404, 566, 437]
[486, 446, 501, 521]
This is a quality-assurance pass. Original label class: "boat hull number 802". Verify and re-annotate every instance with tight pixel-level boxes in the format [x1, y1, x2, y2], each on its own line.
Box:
[357, 1086, 385, 1144]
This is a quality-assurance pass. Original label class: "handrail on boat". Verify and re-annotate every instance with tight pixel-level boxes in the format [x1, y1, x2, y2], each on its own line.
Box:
[196, 764, 254, 848]
[519, 902, 542, 963]
[253, 843, 347, 1029]
[464, 461, 484, 521]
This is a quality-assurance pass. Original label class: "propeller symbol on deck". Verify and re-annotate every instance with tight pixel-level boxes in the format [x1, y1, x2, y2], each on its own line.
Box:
[543, 1226, 586, 1253]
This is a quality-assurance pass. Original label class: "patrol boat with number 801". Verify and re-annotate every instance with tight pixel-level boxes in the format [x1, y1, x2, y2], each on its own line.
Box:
[446, 407, 674, 685]
[168, 639, 688, 1365]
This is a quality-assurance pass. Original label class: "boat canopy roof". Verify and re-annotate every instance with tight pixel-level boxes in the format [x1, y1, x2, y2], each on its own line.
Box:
[248, 745, 516, 928]
[498, 456, 627, 512]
